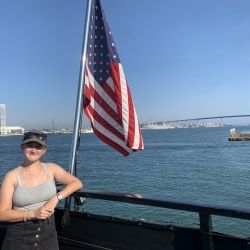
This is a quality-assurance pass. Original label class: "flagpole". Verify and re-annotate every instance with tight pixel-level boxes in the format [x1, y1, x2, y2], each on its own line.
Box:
[68, 0, 92, 176]
[62, 0, 92, 217]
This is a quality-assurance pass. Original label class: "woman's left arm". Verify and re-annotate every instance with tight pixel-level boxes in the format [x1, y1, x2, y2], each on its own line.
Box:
[43, 163, 83, 212]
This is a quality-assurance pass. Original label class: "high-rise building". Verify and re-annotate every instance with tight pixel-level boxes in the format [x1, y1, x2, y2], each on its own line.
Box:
[0, 104, 7, 134]
[0, 104, 25, 135]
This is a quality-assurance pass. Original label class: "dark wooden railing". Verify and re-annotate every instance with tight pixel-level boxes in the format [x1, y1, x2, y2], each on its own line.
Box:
[68, 191, 250, 250]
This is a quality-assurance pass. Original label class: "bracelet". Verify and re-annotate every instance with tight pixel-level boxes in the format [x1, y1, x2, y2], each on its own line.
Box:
[27, 210, 30, 221]
[23, 210, 27, 222]
[23, 210, 31, 222]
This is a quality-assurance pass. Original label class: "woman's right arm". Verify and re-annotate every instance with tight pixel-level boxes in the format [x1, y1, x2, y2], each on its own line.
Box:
[0, 171, 51, 222]
[0, 170, 28, 222]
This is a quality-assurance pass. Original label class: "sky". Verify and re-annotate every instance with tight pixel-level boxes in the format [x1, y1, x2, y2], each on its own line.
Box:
[1, 0, 250, 129]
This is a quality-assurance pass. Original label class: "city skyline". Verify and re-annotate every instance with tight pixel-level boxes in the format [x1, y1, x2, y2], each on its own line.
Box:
[2, 102, 250, 132]
[1, 0, 250, 129]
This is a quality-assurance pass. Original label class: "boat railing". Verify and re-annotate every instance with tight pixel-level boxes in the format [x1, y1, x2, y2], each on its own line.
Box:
[68, 190, 250, 250]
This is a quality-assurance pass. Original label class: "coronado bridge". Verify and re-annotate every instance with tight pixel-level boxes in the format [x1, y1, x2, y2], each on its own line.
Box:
[142, 115, 250, 129]
[166, 114, 250, 123]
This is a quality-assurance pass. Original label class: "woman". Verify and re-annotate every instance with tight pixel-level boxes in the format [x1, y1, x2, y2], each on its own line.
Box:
[0, 130, 83, 249]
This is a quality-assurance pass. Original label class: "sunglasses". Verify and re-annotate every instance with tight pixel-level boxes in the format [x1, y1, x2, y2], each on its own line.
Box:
[23, 132, 47, 142]
[24, 142, 44, 150]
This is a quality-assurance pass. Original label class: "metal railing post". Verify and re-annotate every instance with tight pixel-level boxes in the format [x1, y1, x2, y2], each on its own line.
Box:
[199, 213, 214, 250]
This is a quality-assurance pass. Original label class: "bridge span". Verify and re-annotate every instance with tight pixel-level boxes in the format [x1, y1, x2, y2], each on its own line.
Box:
[165, 115, 250, 123]
[141, 115, 250, 129]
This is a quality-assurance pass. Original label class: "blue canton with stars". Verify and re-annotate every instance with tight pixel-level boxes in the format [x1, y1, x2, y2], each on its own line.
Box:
[87, 0, 120, 84]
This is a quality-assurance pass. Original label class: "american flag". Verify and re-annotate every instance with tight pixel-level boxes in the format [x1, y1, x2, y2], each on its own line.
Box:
[83, 0, 144, 156]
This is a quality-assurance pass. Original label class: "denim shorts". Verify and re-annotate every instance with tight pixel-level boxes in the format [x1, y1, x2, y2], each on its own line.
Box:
[1, 214, 59, 250]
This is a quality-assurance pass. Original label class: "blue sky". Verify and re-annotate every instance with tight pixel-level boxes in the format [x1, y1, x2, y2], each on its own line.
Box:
[1, 0, 250, 129]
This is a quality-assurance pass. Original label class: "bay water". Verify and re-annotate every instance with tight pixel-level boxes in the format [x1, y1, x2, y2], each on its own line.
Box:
[1, 126, 250, 237]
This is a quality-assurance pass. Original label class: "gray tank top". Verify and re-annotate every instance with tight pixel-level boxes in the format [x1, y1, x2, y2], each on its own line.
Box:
[13, 163, 57, 210]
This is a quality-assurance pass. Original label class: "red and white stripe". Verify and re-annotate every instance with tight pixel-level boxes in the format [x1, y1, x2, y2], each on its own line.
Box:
[84, 62, 144, 156]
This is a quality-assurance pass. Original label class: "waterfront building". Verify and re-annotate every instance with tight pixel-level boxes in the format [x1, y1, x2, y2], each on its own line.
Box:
[0, 104, 6, 135]
[5, 126, 25, 135]
[0, 104, 25, 135]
